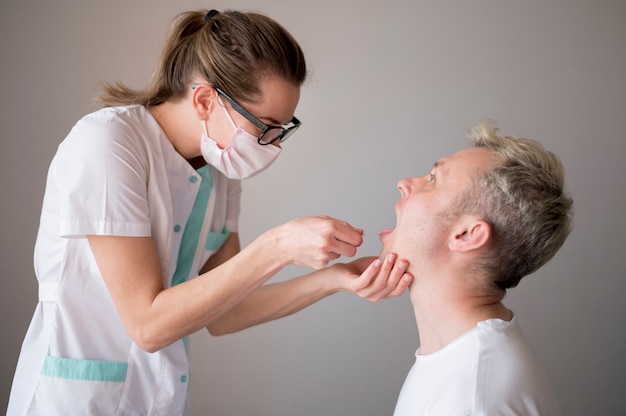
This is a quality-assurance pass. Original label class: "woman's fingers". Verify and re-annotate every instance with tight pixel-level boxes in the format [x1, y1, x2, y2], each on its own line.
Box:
[352, 254, 413, 302]
[279, 216, 364, 269]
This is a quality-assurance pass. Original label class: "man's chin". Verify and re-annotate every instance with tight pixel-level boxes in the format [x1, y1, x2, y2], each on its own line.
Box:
[377, 228, 397, 259]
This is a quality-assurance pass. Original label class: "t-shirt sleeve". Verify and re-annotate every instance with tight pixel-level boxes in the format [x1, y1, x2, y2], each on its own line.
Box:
[54, 111, 152, 238]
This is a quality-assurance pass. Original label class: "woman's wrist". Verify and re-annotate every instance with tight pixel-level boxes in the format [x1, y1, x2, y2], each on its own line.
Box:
[254, 225, 292, 269]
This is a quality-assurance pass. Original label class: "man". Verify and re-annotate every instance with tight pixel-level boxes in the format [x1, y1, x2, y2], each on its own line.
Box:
[383, 120, 573, 415]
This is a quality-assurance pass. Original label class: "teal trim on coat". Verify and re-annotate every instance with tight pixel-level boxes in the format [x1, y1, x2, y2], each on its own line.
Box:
[172, 166, 213, 287]
[206, 227, 229, 251]
[41, 356, 127, 382]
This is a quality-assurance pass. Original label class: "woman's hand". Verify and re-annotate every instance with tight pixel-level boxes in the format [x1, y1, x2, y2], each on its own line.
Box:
[331, 254, 413, 302]
[267, 215, 364, 270]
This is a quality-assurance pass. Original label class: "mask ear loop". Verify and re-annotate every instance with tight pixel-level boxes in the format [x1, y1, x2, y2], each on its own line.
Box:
[202, 119, 210, 136]
[217, 94, 238, 130]
[202, 92, 235, 138]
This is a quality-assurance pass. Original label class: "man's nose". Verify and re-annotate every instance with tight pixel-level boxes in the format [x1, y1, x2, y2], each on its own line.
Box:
[397, 178, 411, 198]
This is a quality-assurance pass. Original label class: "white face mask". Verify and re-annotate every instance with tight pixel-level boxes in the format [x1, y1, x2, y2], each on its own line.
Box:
[200, 96, 281, 179]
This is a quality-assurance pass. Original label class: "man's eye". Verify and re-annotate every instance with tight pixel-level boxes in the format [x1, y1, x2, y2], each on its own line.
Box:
[428, 173, 436, 183]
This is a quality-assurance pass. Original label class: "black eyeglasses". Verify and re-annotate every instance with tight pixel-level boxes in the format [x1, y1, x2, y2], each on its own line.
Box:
[191, 83, 301, 145]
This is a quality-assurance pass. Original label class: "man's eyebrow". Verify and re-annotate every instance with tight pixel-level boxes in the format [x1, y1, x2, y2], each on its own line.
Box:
[432, 159, 447, 176]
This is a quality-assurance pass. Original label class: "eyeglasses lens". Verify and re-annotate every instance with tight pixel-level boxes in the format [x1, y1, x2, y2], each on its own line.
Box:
[259, 128, 285, 145]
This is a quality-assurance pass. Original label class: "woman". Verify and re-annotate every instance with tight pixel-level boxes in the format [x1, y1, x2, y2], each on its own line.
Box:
[8, 9, 412, 415]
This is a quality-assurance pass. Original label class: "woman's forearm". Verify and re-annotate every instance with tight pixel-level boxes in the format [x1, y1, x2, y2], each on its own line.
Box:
[207, 267, 340, 335]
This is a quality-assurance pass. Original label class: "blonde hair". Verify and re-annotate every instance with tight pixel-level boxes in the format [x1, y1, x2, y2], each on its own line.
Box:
[454, 120, 574, 290]
[97, 9, 307, 107]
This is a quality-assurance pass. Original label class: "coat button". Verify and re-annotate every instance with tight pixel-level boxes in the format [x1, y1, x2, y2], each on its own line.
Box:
[180, 375, 188, 383]
[174, 225, 182, 233]
[189, 176, 198, 183]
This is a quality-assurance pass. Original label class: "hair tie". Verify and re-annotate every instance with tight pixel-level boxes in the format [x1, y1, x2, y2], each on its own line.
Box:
[204, 9, 220, 23]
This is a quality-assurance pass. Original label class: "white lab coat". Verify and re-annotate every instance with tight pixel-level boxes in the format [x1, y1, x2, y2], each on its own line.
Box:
[8, 105, 241, 415]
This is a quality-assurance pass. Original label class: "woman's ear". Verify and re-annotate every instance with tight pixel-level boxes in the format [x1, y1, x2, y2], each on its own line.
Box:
[192, 84, 216, 119]
[448, 217, 491, 253]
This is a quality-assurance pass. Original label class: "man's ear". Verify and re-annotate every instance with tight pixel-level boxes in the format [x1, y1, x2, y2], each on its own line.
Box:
[448, 217, 491, 253]
[192, 84, 216, 119]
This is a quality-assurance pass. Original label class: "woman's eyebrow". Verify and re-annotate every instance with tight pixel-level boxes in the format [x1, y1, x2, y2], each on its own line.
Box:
[259, 114, 288, 125]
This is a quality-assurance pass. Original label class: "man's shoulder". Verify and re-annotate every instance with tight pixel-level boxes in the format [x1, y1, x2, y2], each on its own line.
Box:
[474, 318, 562, 415]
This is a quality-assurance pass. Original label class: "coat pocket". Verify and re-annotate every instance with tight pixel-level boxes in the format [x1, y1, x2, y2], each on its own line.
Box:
[32, 355, 128, 415]
[205, 227, 230, 252]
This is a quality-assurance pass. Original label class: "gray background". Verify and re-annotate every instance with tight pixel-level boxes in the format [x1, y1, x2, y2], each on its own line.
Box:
[1, 0, 625, 415]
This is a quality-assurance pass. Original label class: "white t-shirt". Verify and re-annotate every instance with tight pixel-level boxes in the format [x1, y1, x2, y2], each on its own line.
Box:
[8, 105, 241, 416]
[393, 317, 562, 416]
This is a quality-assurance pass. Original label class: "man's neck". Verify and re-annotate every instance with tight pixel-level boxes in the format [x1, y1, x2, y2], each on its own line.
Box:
[410, 278, 511, 355]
